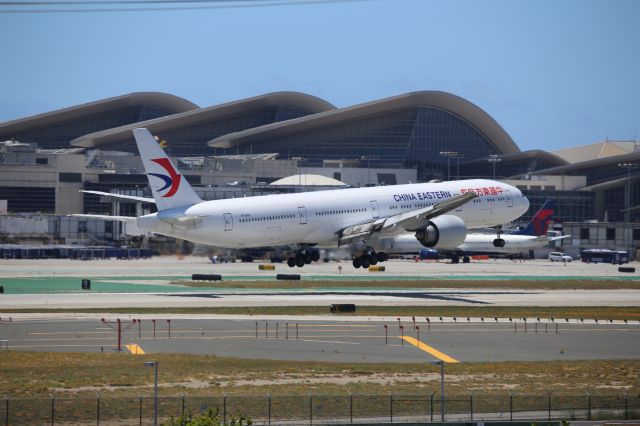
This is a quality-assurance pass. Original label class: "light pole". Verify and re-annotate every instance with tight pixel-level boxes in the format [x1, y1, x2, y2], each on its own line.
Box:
[145, 361, 158, 426]
[439, 151, 460, 181]
[618, 163, 638, 222]
[488, 154, 502, 179]
[431, 360, 445, 421]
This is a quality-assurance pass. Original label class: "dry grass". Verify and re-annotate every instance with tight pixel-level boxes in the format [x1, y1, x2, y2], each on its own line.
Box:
[1, 352, 638, 398]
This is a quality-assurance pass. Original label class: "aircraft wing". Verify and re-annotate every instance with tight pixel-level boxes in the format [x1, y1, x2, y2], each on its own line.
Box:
[80, 190, 155, 204]
[70, 214, 138, 223]
[548, 234, 571, 242]
[530, 234, 572, 243]
[338, 192, 477, 246]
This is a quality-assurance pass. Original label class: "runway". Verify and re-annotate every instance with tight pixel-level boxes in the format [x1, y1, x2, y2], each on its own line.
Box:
[1, 256, 638, 363]
[2, 288, 640, 309]
[1, 316, 638, 363]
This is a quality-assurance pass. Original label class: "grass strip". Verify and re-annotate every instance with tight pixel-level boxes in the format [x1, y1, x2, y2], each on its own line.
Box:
[2, 306, 640, 320]
[1, 352, 638, 398]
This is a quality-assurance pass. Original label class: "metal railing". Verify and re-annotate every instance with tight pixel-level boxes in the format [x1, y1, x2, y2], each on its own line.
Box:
[0, 393, 637, 425]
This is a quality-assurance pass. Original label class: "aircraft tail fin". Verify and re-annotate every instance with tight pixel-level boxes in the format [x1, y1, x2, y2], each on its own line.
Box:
[514, 199, 554, 236]
[133, 128, 202, 211]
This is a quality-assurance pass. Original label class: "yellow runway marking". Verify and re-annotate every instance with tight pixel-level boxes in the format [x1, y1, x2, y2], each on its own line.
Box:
[401, 336, 459, 363]
[125, 344, 145, 355]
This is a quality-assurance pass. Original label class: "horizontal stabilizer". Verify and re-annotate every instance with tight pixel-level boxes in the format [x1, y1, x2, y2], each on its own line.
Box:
[80, 190, 155, 204]
[70, 214, 137, 223]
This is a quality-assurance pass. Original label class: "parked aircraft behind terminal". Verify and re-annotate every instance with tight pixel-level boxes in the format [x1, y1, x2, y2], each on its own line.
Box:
[368, 200, 569, 264]
[74, 128, 530, 268]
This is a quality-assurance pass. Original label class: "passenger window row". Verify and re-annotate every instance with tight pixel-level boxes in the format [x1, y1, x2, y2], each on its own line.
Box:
[315, 208, 366, 216]
[239, 213, 295, 223]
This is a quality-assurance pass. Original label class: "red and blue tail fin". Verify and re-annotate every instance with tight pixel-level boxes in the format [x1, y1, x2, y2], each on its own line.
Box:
[514, 200, 554, 236]
[133, 128, 202, 211]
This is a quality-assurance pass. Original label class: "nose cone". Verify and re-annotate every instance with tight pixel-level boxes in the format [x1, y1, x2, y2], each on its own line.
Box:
[522, 192, 530, 214]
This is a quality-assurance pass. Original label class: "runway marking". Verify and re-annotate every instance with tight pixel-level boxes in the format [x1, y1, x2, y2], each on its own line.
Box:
[401, 336, 459, 363]
[299, 339, 360, 345]
[125, 344, 145, 355]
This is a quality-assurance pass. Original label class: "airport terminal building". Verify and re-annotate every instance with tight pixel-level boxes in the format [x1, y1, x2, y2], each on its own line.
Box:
[1, 90, 639, 256]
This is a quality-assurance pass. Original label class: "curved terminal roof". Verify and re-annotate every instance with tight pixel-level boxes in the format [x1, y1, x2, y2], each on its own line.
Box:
[209, 91, 520, 155]
[0, 92, 197, 136]
[71, 92, 335, 148]
[463, 150, 569, 169]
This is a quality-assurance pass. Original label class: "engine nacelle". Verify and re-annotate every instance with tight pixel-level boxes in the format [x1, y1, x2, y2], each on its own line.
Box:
[414, 215, 467, 249]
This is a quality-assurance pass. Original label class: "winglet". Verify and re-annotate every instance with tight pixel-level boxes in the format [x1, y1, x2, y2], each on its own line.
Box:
[133, 128, 202, 211]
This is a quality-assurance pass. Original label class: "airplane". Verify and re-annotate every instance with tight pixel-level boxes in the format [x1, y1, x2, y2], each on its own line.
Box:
[367, 200, 570, 264]
[74, 128, 530, 268]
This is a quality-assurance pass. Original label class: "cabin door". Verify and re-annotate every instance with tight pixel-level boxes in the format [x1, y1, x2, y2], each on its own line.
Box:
[370, 200, 380, 219]
[298, 206, 308, 225]
[223, 213, 233, 231]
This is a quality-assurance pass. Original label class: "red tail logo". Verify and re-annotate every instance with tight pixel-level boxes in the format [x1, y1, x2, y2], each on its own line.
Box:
[149, 158, 181, 198]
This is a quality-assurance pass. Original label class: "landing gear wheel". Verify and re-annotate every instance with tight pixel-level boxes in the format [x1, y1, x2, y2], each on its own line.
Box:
[452, 256, 460, 264]
[361, 256, 371, 268]
[352, 257, 362, 268]
[287, 257, 296, 268]
[377, 252, 387, 262]
[295, 255, 305, 267]
[304, 252, 313, 264]
[369, 255, 378, 266]
[463, 256, 470, 263]
[311, 251, 320, 262]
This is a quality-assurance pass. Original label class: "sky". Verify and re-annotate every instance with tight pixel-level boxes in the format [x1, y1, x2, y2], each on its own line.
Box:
[0, 0, 639, 153]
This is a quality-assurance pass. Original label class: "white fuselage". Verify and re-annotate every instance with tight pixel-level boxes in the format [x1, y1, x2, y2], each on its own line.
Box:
[373, 232, 552, 255]
[137, 179, 529, 249]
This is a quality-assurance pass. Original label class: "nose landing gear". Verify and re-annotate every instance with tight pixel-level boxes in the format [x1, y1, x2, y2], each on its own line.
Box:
[493, 225, 505, 248]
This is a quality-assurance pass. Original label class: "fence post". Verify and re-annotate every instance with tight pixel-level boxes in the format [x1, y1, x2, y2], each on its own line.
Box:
[255, 322, 258, 338]
[296, 323, 299, 340]
[223, 393, 227, 425]
[587, 393, 591, 420]
[349, 393, 353, 424]
[96, 393, 100, 426]
[548, 391, 552, 421]
[4, 397, 8, 426]
[510, 393, 513, 421]
[267, 394, 271, 425]
[139, 396, 143, 426]
[286, 323, 289, 340]
[470, 393, 473, 421]
[308, 393, 312, 426]
[430, 393, 434, 422]
[51, 396, 55, 426]
[181, 394, 185, 418]
[389, 394, 393, 423]
[625, 394, 628, 420]
[276, 323, 279, 339]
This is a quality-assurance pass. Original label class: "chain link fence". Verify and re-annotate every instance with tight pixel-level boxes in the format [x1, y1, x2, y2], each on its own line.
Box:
[0, 393, 637, 425]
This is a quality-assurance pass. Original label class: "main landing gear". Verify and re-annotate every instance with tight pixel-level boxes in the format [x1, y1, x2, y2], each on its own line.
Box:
[286, 249, 320, 268]
[352, 251, 389, 268]
[493, 225, 505, 248]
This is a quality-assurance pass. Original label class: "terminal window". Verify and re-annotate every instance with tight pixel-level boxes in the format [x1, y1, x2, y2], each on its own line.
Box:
[580, 228, 590, 240]
[606, 228, 615, 240]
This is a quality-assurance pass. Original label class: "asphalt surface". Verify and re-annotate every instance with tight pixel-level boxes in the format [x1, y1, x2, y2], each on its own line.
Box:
[1, 316, 638, 363]
[0, 256, 638, 362]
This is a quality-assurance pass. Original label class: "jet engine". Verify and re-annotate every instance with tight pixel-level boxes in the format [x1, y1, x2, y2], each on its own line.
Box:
[414, 215, 467, 249]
